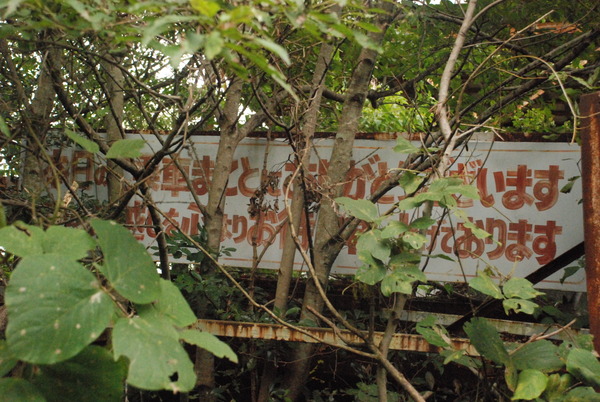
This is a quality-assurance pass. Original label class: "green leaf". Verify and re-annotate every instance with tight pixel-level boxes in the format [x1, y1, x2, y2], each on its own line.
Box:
[402, 231, 427, 249]
[105, 139, 145, 159]
[389, 252, 422, 266]
[190, 0, 220, 17]
[65, 129, 99, 154]
[445, 183, 480, 200]
[469, 271, 503, 299]
[356, 230, 390, 262]
[511, 369, 548, 401]
[380, 266, 426, 296]
[503, 298, 539, 315]
[151, 279, 197, 327]
[464, 318, 510, 365]
[0, 115, 11, 137]
[398, 171, 425, 194]
[511, 340, 564, 372]
[416, 316, 450, 348]
[113, 315, 195, 392]
[563, 386, 600, 401]
[393, 136, 420, 154]
[32, 346, 127, 402]
[380, 221, 409, 238]
[335, 197, 379, 222]
[92, 219, 161, 304]
[461, 219, 492, 239]
[0, 340, 18, 377]
[5, 255, 114, 364]
[0, 223, 44, 257]
[542, 373, 574, 401]
[42, 226, 95, 261]
[204, 31, 224, 60]
[410, 217, 436, 230]
[567, 348, 600, 388]
[0, 378, 45, 402]
[396, 197, 423, 211]
[356, 251, 387, 285]
[503, 278, 544, 300]
[180, 330, 237, 363]
[253, 37, 291, 65]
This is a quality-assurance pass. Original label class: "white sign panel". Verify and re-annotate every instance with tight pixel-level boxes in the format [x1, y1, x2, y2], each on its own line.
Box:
[49, 134, 585, 291]
[120, 134, 585, 291]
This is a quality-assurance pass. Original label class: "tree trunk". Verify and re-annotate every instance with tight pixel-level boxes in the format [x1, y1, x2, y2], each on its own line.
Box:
[283, 3, 396, 399]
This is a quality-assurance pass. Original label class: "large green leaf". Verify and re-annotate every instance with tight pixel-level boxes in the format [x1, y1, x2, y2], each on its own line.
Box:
[0, 340, 18, 376]
[469, 271, 503, 299]
[380, 221, 409, 239]
[0, 223, 44, 257]
[393, 136, 420, 154]
[567, 348, 600, 388]
[402, 231, 427, 249]
[512, 369, 548, 400]
[335, 197, 379, 223]
[563, 386, 600, 401]
[65, 129, 99, 154]
[503, 277, 544, 300]
[5, 255, 114, 364]
[151, 279, 197, 328]
[112, 315, 195, 392]
[92, 219, 161, 304]
[32, 346, 127, 402]
[416, 316, 450, 348]
[0, 223, 93, 261]
[356, 230, 390, 262]
[380, 267, 425, 296]
[180, 330, 237, 363]
[464, 318, 510, 365]
[510, 340, 564, 372]
[0, 378, 45, 402]
[356, 251, 387, 285]
[105, 139, 145, 159]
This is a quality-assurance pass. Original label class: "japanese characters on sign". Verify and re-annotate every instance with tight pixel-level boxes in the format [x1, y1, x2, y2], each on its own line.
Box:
[49, 134, 585, 291]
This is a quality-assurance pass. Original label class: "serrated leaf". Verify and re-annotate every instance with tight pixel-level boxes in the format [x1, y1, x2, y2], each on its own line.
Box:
[0, 340, 18, 377]
[469, 271, 503, 299]
[32, 346, 127, 402]
[336, 197, 379, 222]
[511, 369, 548, 401]
[105, 139, 145, 159]
[0, 378, 45, 402]
[65, 129, 99, 154]
[464, 318, 510, 365]
[92, 220, 161, 304]
[6, 255, 114, 364]
[511, 340, 564, 372]
[503, 277, 544, 300]
[567, 348, 600, 388]
[394, 136, 420, 154]
[180, 330, 237, 363]
[151, 279, 197, 327]
[113, 316, 195, 392]
[356, 230, 390, 262]
[398, 171, 425, 194]
[380, 221, 409, 238]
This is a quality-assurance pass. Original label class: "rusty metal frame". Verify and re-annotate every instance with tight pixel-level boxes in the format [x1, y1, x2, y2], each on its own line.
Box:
[193, 319, 478, 356]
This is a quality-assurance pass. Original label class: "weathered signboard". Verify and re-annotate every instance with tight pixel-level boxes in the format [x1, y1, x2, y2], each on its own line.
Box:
[50, 133, 585, 291]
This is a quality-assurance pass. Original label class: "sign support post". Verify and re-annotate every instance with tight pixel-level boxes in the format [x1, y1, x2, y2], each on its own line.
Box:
[580, 91, 600, 353]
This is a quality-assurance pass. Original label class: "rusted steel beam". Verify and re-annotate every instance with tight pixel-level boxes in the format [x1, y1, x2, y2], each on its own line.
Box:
[193, 319, 478, 356]
[580, 91, 600, 354]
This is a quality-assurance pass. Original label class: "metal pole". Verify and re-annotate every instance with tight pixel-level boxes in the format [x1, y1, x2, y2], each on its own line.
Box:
[580, 91, 600, 353]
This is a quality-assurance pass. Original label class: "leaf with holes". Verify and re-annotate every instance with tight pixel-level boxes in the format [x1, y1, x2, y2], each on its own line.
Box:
[113, 315, 195, 392]
[5, 255, 114, 364]
[180, 330, 237, 363]
[32, 346, 127, 402]
[92, 219, 161, 304]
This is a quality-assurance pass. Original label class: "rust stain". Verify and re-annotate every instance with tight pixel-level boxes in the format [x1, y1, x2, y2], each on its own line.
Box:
[580, 92, 600, 354]
[193, 319, 478, 356]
